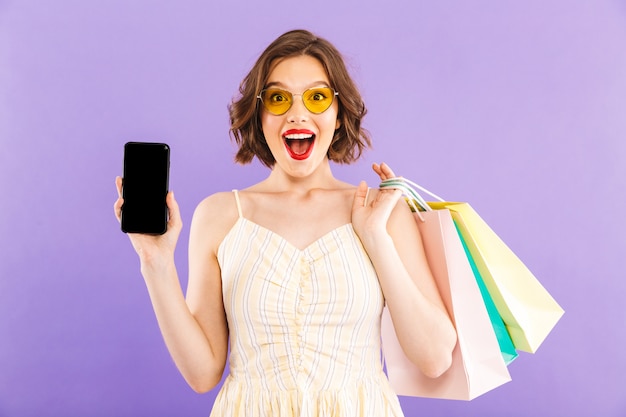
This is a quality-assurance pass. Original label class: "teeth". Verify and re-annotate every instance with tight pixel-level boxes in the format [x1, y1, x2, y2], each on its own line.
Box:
[284, 133, 314, 140]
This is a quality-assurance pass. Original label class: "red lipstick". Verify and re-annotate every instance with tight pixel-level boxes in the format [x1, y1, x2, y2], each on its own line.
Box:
[282, 129, 316, 160]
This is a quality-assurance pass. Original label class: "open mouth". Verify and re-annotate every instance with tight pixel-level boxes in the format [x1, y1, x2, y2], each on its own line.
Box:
[283, 130, 315, 160]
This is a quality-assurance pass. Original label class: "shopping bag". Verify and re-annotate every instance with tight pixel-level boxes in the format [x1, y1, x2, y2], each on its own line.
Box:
[381, 177, 564, 354]
[455, 222, 518, 365]
[380, 206, 511, 400]
[433, 201, 564, 353]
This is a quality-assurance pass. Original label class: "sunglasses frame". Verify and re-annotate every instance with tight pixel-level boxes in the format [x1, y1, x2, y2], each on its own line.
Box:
[257, 86, 339, 115]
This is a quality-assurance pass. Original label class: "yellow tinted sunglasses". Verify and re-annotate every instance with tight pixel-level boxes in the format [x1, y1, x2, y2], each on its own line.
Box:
[257, 87, 339, 115]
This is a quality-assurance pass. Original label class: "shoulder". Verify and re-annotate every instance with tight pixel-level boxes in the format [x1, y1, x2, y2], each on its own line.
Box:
[189, 191, 240, 252]
[194, 191, 239, 216]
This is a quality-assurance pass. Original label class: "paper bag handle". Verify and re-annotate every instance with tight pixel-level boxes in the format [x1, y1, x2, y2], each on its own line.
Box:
[379, 177, 445, 214]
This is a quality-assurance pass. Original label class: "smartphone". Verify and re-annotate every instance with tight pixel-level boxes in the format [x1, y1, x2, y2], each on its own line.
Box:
[121, 142, 170, 235]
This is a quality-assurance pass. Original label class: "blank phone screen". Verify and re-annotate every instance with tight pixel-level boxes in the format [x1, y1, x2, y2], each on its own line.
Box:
[121, 142, 170, 234]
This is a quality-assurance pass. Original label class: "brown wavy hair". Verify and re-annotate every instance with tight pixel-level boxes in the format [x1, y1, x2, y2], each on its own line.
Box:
[229, 29, 371, 168]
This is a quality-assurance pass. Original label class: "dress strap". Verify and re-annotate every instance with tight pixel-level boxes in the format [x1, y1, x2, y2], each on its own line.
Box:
[232, 189, 243, 218]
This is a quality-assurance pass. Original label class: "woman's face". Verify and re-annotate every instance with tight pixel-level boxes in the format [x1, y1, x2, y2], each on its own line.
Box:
[260, 55, 340, 179]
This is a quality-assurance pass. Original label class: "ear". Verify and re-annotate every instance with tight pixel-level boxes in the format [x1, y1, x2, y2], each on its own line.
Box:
[335, 117, 341, 130]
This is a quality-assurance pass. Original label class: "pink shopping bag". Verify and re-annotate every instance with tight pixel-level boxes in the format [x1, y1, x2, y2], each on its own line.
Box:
[381, 207, 511, 400]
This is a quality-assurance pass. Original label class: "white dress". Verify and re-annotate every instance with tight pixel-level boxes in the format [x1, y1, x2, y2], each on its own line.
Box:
[210, 191, 405, 416]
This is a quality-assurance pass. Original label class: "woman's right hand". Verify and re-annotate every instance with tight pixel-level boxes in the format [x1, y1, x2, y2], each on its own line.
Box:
[114, 176, 183, 272]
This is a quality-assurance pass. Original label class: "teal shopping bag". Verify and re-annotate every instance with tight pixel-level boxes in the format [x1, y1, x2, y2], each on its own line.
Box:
[455, 222, 518, 365]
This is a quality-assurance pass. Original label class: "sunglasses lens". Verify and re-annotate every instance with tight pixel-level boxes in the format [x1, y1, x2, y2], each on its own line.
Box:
[303, 87, 335, 114]
[261, 89, 292, 115]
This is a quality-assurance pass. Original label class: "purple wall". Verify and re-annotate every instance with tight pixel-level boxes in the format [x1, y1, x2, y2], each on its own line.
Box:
[1, 1, 625, 416]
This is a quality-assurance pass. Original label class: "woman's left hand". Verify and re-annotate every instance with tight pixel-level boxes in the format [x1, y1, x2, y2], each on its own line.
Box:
[351, 162, 402, 245]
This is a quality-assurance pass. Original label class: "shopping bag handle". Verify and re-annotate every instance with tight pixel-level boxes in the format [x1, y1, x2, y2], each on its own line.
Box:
[379, 177, 445, 220]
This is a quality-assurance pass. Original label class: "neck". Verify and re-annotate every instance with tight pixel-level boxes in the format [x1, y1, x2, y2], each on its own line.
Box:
[263, 160, 342, 193]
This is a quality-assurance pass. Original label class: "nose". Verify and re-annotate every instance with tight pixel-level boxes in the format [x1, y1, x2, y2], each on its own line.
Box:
[286, 94, 309, 123]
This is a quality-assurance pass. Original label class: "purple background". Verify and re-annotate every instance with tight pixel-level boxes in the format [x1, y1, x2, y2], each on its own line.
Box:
[1, 1, 625, 416]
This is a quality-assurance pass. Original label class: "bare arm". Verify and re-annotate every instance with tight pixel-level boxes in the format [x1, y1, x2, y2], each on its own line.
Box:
[351, 164, 457, 378]
[114, 177, 229, 392]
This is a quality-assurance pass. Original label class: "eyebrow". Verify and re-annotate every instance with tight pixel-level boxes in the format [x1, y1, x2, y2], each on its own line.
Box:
[264, 81, 331, 90]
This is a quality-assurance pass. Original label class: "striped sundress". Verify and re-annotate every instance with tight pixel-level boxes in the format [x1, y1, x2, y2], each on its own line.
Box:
[210, 190, 404, 416]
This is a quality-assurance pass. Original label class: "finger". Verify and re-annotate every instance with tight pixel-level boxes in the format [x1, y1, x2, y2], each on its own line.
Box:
[375, 188, 403, 216]
[166, 191, 183, 230]
[372, 163, 384, 179]
[113, 197, 123, 222]
[372, 162, 397, 181]
[382, 187, 403, 203]
[378, 162, 397, 179]
[352, 181, 369, 210]
[114, 177, 124, 222]
[115, 176, 123, 198]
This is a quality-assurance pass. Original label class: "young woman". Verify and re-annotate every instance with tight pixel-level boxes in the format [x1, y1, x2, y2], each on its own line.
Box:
[114, 29, 456, 416]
